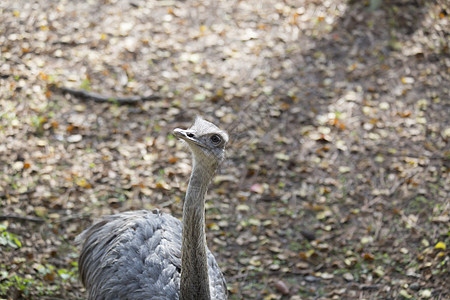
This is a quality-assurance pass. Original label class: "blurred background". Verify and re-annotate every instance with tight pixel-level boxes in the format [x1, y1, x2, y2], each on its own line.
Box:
[0, 0, 448, 299]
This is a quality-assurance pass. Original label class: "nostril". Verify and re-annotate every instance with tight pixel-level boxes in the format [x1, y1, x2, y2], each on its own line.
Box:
[187, 133, 195, 138]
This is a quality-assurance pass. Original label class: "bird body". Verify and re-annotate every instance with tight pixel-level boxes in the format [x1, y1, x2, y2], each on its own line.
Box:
[77, 210, 226, 299]
[76, 117, 228, 299]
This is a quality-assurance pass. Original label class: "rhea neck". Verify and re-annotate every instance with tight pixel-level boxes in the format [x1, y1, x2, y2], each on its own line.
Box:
[180, 154, 217, 300]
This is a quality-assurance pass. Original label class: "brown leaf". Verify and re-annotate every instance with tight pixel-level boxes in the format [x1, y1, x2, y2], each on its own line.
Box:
[155, 181, 170, 190]
[168, 157, 179, 164]
[66, 124, 75, 132]
[274, 280, 289, 295]
[362, 253, 375, 261]
[250, 183, 264, 194]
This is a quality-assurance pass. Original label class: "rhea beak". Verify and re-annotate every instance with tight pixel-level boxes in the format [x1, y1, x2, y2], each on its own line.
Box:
[173, 128, 191, 140]
[173, 128, 205, 148]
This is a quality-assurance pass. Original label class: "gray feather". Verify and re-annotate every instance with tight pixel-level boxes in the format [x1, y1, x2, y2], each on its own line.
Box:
[76, 210, 227, 299]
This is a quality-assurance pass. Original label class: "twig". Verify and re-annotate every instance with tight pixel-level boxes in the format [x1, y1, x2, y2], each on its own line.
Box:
[231, 269, 310, 281]
[0, 213, 91, 224]
[388, 171, 418, 196]
[54, 213, 92, 223]
[360, 284, 381, 290]
[0, 215, 45, 223]
[57, 86, 162, 104]
[0, 188, 36, 199]
[367, 148, 446, 161]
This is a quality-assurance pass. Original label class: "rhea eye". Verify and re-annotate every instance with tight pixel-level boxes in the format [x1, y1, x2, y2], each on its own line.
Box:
[210, 134, 222, 145]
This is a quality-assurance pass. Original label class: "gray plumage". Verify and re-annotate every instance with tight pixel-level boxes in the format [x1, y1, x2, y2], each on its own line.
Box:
[76, 210, 226, 299]
[76, 117, 229, 300]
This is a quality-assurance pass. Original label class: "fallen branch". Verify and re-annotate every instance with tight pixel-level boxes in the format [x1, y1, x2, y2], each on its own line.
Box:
[0, 214, 45, 223]
[0, 213, 91, 224]
[57, 86, 162, 104]
[54, 213, 92, 223]
[230, 269, 310, 281]
[360, 284, 381, 291]
[0, 188, 36, 199]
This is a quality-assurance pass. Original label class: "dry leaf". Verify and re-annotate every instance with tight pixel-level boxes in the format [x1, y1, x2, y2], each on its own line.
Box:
[274, 280, 289, 295]
[250, 183, 264, 194]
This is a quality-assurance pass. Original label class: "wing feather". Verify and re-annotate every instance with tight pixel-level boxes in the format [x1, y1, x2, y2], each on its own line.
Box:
[76, 210, 227, 299]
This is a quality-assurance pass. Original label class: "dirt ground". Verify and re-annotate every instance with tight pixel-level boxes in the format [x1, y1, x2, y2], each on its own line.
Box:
[0, 0, 449, 299]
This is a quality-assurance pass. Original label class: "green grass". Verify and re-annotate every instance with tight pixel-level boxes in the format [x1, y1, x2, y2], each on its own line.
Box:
[0, 224, 22, 249]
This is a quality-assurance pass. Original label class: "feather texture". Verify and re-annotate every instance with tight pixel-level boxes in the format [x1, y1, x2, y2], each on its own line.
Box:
[76, 209, 227, 299]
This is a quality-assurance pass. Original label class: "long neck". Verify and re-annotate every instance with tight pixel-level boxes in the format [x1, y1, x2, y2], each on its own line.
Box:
[180, 158, 215, 300]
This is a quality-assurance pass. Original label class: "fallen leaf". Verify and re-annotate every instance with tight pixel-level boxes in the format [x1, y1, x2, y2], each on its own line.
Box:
[419, 289, 432, 298]
[67, 134, 82, 143]
[34, 206, 48, 218]
[361, 236, 373, 245]
[319, 272, 334, 279]
[343, 272, 354, 281]
[373, 266, 385, 277]
[434, 241, 446, 250]
[155, 181, 170, 190]
[275, 152, 290, 161]
[399, 289, 413, 299]
[362, 253, 375, 260]
[401, 77, 415, 84]
[168, 157, 179, 164]
[236, 204, 250, 212]
[274, 280, 289, 295]
[339, 166, 351, 173]
[250, 183, 264, 194]
[194, 93, 206, 101]
[76, 178, 92, 189]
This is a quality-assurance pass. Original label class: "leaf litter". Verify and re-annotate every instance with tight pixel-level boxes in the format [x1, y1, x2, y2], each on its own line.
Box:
[0, 0, 449, 299]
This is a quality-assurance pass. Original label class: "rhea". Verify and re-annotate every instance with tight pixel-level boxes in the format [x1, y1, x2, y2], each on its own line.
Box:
[76, 117, 228, 299]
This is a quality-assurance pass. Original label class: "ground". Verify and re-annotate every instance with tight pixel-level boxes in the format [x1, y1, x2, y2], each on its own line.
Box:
[0, 0, 449, 299]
